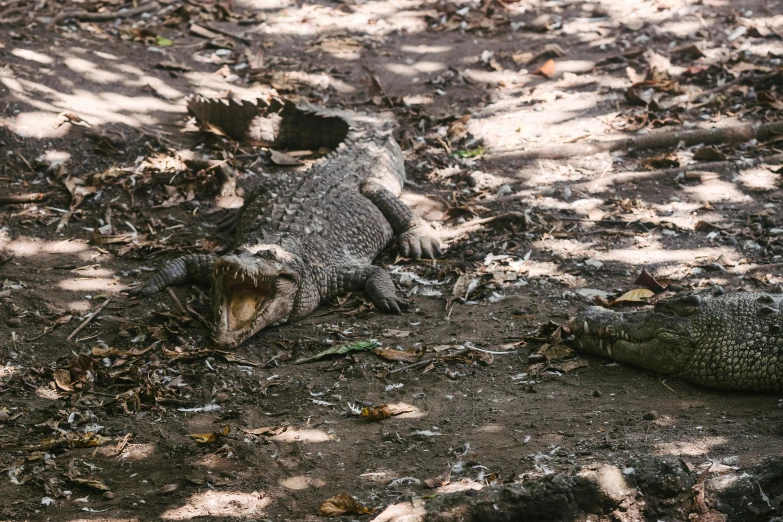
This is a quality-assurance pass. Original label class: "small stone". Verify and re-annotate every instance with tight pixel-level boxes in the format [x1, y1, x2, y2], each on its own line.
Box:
[643, 411, 659, 420]
[6, 317, 22, 328]
[102, 491, 115, 500]
[592, 390, 603, 397]
[721, 455, 739, 465]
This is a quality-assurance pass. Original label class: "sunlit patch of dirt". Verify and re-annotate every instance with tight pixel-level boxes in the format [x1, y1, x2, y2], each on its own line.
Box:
[161, 490, 271, 520]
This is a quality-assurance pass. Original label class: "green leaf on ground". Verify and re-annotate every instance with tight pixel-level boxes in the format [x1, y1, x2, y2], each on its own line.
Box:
[156, 36, 174, 47]
[453, 146, 484, 158]
[293, 340, 381, 365]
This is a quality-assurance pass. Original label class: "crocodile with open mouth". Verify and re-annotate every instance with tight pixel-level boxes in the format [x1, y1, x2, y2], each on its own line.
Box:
[130, 97, 441, 347]
[569, 287, 783, 392]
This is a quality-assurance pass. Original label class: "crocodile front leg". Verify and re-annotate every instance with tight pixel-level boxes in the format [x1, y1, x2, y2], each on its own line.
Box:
[328, 265, 408, 313]
[128, 254, 216, 297]
[360, 179, 442, 259]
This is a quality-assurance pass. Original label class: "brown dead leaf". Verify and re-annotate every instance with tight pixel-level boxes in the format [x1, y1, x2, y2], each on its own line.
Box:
[634, 268, 666, 293]
[53, 369, 73, 392]
[533, 59, 556, 79]
[551, 359, 589, 373]
[536, 342, 573, 361]
[361, 405, 392, 421]
[70, 477, 111, 492]
[610, 288, 655, 305]
[317, 494, 373, 516]
[188, 425, 230, 443]
[424, 465, 452, 488]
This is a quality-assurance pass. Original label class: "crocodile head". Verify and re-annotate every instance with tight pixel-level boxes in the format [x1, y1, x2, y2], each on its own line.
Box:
[568, 292, 708, 375]
[211, 245, 301, 348]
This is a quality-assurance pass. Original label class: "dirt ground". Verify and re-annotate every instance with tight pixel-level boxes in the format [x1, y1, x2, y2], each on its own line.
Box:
[1, 0, 783, 520]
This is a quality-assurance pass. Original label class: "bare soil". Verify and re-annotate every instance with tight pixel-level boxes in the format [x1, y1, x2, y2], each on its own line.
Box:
[1, 0, 782, 520]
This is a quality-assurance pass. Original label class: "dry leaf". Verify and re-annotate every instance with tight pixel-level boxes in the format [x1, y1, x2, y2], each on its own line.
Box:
[317, 494, 373, 516]
[536, 342, 573, 361]
[188, 425, 230, 443]
[634, 269, 666, 293]
[269, 149, 303, 166]
[381, 329, 411, 338]
[373, 348, 420, 363]
[610, 288, 655, 305]
[70, 477, 110, 492]
[533, 59, 556, 79]
[361, 405, 392, 421]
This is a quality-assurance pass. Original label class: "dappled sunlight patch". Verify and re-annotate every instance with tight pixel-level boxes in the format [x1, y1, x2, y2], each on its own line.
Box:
[384, 402, 424, 419]
[655, 436, 728, 456]
[63, 57, 124, 83]
[2, 110, 70, 139]
[95, 443, 155, 460]
[384, 61, 447, 77]
[11, 48, 54, 64]
[0, 365, 20, 379]
[36, 386, 61, 400]
[594, 246, 738, 266]
[737, 167, 778, 192]
[682, 179, 751, 203]
[258, 0, 427, 37]
[279, 475, 327, 490]
[57, 277, 125, 293]
[161, 490, 271, 520]
[269, 429, 334, 443]
[66, 300, 94, 312]
[437, 478, 484, 494]
[0, 236, 90, 257]
[521, 261, 562, 278]
[475, 423, 505, 433]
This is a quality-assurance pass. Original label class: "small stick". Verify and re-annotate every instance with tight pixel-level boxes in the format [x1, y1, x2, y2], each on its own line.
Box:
[67, 298, 111, 340]
[660, 380, 678, 394]
[166, 288, 188, 315]
[388, 348, 471, 374]
[0, 192, 57, 204]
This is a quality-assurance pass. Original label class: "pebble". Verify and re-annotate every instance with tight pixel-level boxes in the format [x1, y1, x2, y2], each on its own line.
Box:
[592, 390, 602, 397]
[643, 411, 659, 420]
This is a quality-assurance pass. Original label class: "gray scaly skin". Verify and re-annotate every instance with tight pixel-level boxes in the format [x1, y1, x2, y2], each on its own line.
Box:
[569, 287, 783, 392]
[131, 99, 441, 348]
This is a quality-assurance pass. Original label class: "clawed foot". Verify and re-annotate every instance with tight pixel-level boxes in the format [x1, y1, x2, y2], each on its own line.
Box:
[373, 295, 410, 314]
[398, 225, 442, 259]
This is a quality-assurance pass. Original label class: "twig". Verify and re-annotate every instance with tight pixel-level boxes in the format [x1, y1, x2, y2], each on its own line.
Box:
[493, 121, 783, 161]
[388, 348, 471, 374]
[0, 191, 57, 204]
[166, 288, 188, 315]
[67, 299, 111, 341]
[660, 380, 678, 394]
[49, 1, 160, 26]
[202, 23, 252, 44]
[444, 212, 529, 238]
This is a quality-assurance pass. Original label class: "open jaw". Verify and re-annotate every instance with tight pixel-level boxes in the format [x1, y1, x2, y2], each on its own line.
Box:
[212, 264, 294, 347]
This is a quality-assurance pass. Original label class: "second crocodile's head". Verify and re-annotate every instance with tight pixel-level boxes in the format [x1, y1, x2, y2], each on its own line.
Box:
[568, 291, 710, 374]
[211, 244, 302, 348]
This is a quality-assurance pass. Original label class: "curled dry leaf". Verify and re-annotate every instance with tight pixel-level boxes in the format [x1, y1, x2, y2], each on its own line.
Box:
[633, 268, 666, 293]
[361, 405, 392, 421]
[610, 288, 655, 305]
[317, 494, 373, 516]
[188, 425, 230, 443]
[373, 348, 420, 363]
[533, 59, 556, 79]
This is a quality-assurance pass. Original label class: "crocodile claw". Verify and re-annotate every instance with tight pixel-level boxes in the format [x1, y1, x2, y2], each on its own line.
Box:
[398, 225, 442, 259]
[375, 296, 410, 314]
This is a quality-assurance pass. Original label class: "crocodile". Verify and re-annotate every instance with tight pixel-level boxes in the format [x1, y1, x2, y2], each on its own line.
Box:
[131, 97, 441, 347]
[569, 287, 782, 392]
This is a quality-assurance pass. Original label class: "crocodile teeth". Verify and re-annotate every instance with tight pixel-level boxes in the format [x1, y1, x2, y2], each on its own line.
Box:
[583, 321, 589, 335]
